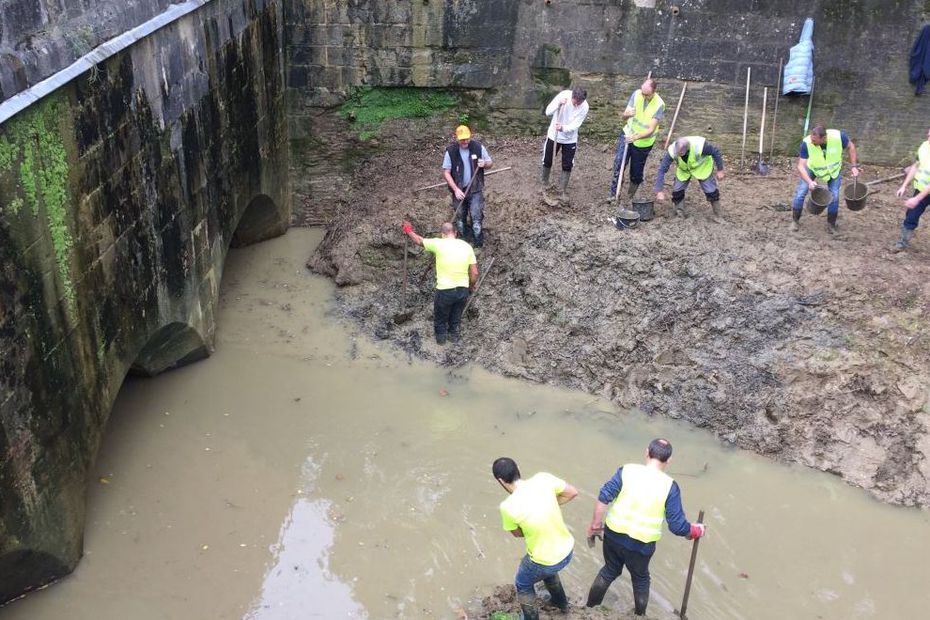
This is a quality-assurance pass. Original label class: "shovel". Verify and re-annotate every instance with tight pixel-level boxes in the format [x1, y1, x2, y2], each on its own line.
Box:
[753, 87, 770, 175]
[392, 238, 414, 324]
[740, 67, 751, 167]
[676, 509, 705, 620]
[462, 256, 496, 319]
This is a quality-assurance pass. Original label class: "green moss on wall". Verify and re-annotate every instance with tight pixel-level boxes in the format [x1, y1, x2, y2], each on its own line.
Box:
[339, 87, 458, 139]
[0, 94, 76, 313]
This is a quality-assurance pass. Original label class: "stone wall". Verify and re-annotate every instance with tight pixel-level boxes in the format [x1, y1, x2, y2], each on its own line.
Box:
[0, 0, 182, 102]
[287, 0, 930, 219]
[0, 0, 288, 602]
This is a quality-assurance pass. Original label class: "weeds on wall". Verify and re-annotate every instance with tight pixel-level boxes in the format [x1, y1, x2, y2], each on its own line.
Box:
[339, 86, 458, 140]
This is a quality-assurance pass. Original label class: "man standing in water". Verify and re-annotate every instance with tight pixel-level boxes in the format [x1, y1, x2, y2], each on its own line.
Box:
[493, 457, 578, 620]
[585, 439, 705, 616]
[402, 221, 477, 344]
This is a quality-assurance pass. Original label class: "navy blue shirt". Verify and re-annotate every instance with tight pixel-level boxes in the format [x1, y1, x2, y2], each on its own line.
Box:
[598, 466, 692, 556]
[799, 130, 849, 158]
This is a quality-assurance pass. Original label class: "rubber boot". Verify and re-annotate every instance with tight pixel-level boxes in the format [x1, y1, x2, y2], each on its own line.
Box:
[541, 165, 552, 186]
[518, 592, 539, 620]
[541, 166, 558, 206]
[790, 208, 801, 232]
[633, 589, 650, 616]
[474, 230, 484, 248]
[710, 200, 722, 221]
[543, 575, 569, 612]
[894, 226, 915, 252]
[628, 182, 640, 200]
[558, 170, 572, 206]
[585, 574, 612, 608]
[827, 211, 838, 234]
[673, 200, 686, 218]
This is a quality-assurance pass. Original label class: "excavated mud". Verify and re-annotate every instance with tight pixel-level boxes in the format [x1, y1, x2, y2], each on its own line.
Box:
[462, 584, 674, 619]
[307, 116, 930, 508]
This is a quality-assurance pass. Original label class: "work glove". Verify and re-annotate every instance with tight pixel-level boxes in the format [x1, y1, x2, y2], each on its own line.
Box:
[687, 523, 706, 540]
[402, 221, 414, 235]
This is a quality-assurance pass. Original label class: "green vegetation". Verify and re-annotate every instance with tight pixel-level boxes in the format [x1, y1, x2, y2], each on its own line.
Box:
[339, 86, 458, 139]
[0, 94, 76, 312]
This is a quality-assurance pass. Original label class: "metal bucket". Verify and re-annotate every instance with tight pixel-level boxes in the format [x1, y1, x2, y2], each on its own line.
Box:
[806, 186, 832, 215]
[615, 208, 640, 230]
[631, 197, 655, 221]
[844, 180, 869, 211]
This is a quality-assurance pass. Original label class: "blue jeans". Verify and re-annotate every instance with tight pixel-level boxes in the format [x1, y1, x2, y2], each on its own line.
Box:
[514, 550, 572, 595]
[792, 171, 841, 215]
[904, 189, 930, 230]
[609, 134, 652, 196]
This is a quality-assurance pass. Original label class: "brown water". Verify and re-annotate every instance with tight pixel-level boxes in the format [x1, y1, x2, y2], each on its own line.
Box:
[4, 229, 930, 620]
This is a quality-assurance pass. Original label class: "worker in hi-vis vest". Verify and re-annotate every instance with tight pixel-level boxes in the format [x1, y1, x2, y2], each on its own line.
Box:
[791, 125, 860, 233]
[894, 127, 930, 252]
[584, 439, 705, 617]
[655, 135, 726, 220]
[608, 78, 665, 203]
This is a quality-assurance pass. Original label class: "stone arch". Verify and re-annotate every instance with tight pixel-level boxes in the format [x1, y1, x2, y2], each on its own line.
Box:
[231, 193, 288, 248]
[130, 321, 209, 377]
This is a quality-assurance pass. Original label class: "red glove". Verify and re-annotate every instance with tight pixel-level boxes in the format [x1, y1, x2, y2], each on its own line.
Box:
[687, 523, 706, 540]
[402, 221, 414, 235]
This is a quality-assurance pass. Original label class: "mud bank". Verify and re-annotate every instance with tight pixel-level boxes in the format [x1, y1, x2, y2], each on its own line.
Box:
[308, 118, 930, 507]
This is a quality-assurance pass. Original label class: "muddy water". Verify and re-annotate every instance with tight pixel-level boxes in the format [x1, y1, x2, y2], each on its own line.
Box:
[4, 228, 930, 620]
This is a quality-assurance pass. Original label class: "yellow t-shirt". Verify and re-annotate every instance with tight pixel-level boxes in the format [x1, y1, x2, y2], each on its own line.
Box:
[422, 237, 476, 290]
[499, 472, 574, 566]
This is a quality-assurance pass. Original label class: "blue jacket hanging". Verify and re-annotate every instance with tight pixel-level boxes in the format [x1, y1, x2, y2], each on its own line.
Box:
[909, 24, 930, 95]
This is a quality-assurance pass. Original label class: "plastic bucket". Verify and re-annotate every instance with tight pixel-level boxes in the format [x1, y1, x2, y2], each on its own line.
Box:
[615, 208, 640, 230]
[806, 186, 832, 215]
[844, 181, 868, 211]
[631, 198, 655, 221]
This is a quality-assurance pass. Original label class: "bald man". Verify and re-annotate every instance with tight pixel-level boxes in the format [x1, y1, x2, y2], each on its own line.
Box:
[402, 221, 478, 344]
[655, 136, 725, 219]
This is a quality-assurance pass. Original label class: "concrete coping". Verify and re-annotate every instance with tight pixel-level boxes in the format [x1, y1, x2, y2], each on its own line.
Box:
[0, 0, 214, 126]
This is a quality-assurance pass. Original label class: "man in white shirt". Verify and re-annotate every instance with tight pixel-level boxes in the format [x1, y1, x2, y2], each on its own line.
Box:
[541, 87, 589, 206]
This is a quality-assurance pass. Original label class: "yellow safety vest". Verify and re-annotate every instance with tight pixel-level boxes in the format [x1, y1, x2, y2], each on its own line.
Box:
[604, 463, 673, 543]
[624, 90, 664, 148]
[913, 141, 930, 192]
[669, 136, 714, 182]
[803, 129, 843, 181]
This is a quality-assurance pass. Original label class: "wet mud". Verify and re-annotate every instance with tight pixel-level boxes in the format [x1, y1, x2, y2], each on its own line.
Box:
[308, 116, 930, 508]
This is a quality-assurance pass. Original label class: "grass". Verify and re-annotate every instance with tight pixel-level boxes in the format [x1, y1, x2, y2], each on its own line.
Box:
[339, 87, 458, 139]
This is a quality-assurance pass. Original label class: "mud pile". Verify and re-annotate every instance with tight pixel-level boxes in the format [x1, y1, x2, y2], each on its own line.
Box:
[462, 584, 673, 619]
[307, 117, 930, 508]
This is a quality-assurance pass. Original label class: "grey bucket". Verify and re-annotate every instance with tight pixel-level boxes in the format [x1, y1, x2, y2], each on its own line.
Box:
[632, 197, 655, 221]
[806, 186, 832, 215]
[844, 180, 869, 211]
[615, 208, 641, 230]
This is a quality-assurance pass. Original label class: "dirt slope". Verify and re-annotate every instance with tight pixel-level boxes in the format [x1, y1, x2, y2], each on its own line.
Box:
[307, 117, 930, 508]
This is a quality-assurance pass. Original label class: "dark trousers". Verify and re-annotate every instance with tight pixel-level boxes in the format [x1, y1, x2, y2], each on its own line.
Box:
[609, 135, 652, 195]
[904, 189, 930, 230]
[433, 287, 469, 340]
[598, 529, 653, 596]
[543, 138, 577, 171]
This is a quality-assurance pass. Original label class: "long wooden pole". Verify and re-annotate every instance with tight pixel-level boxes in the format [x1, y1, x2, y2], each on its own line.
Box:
[462, 256, 496, 319]
[740, 67, 751, 167]
[413, 167, 513, 192]
[678, 509, 705, 619]
[663, 82, 687, 150]
[865, 171, 906, 186]
[769, 57, 783, 159]
[613, 140, 630, 201]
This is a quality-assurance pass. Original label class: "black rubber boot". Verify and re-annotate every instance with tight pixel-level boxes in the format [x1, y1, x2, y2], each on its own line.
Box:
[827, 211, 838, 234]
[633, 589, 650, 616]
[518, 592, 539, 620]
[474, 231, 484, 248]
[790, 208, 801, 231]
[543, 575, 569, 611]
[559, 170, 572, 206]
[673, 200, 686, 218]
[628, 182, 640, 199]
[585, 574, 612, 607]
[541, 165, 552, 186]
[894, 225, 915, 252]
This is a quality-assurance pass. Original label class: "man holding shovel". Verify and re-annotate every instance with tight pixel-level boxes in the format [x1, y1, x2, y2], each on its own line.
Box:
[584, 438, 705, 616]
[608, 78, 665, 204]
[401, 221, 477, 345]
[442, 125, 492, 247]
[893, 128, 930, 252]
[655, 136, 725, 219]
[791, 125, 860, 233]
[541, 87, 589, 206]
